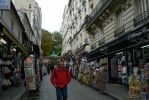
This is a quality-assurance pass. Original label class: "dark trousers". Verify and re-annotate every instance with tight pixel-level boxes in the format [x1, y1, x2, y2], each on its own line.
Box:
[56, 86, 67, 100]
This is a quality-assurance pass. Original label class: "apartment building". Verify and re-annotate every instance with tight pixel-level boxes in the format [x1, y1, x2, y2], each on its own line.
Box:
[12, 0, 42, 48]
[61, 0, 93, 57]
[86, 0, 149, 86]
[62, 0, 149, 86]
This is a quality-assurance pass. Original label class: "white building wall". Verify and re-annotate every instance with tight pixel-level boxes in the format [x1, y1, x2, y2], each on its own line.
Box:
[13, 0, 42, 48]
[1, 6, 23, 44]
[61, 0, 91, 55]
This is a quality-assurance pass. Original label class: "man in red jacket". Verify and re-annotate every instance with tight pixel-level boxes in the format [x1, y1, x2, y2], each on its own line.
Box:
[51, 59, 71, 100]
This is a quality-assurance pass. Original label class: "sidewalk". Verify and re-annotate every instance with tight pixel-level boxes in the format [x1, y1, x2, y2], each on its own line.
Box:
[0, 85, 25, 100]
[21, 75, 114, 100]
[105, 84, 128, 100]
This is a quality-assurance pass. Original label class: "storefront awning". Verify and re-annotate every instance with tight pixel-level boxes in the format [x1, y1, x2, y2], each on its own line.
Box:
[3, 27, 28, 54]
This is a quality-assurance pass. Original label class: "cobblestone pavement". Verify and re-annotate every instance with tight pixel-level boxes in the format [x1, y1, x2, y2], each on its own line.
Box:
[21, 74, 114, 100]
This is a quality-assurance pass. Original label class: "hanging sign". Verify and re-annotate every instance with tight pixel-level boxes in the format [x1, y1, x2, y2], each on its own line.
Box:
[0, 0, 11, 10]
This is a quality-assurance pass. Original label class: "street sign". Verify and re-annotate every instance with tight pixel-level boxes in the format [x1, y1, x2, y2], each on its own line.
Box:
[0, 0, 10, 10]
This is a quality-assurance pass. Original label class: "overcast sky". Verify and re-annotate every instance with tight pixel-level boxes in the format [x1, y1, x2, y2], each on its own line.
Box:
[36, 0, 68, 32]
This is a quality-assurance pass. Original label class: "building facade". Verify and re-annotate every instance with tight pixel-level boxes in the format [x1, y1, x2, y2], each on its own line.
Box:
[0, 1, 32, 92]
[61, 0, 91, 57]
[61, 0, 149, 87]
[12, 0, 42, 49]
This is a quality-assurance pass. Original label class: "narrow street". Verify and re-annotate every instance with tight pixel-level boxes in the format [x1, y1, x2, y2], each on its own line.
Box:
[21, 74, 114, 100]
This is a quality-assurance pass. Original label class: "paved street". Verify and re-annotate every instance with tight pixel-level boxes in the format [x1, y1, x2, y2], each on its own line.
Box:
[21, 74, 114, 100]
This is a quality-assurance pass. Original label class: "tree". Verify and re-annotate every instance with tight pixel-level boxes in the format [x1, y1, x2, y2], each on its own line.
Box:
[52, 31, 62, 56]
[41, 29, 52, 56]
[41, 30, 62, 57]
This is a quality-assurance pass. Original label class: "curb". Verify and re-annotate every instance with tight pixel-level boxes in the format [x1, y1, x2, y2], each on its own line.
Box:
[105, 91, 127, 100]
[105, 92, 121, 100]
[13, 88, 26, 100]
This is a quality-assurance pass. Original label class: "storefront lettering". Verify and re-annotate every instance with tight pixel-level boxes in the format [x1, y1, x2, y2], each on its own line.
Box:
[128, 27, 149, 40]
[128, 31, 142, 40]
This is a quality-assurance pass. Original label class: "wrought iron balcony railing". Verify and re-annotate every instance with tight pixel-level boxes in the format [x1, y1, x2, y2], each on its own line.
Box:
[114, 25, 125, 37]
[84, 39, 89, 45]
[134, 9, 149, 27]
[86, 0, 112, 29]
[91, 44, 96, 50]
[99, 38, 105, 46]
[90, 0, 107, 19]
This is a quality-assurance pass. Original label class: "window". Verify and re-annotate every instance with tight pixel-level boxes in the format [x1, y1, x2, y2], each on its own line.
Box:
[117, 12, 123, 27]
[90, 4, 93, 9]
[139, 0, 149, 13]
[29, 4, 32, 9]
[85, 7, 86, 12]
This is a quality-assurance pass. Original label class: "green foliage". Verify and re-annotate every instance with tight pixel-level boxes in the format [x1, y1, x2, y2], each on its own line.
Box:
[41, 29, 52, 56]
[52, 31, 62, 55]
[41, 29, 62, 57]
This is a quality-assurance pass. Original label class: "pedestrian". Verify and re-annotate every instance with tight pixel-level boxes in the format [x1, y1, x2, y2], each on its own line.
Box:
[51, 59, 71, 100]
[50, 61, 54, 73]
[39, 62, 43, 82]
[46, 62, 50, 74]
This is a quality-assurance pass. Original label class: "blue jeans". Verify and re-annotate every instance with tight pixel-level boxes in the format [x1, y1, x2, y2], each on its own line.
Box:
[56, 86, 67, 100]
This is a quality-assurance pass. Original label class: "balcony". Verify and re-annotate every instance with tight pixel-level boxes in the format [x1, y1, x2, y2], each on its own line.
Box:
[84, 39, 89, 45]
[86, 0, 113, 29]
[134, 9, 149, 27]
[99, 38, 105, 46]
[91, 44, 96, 50]
[114, 26, 125, 37]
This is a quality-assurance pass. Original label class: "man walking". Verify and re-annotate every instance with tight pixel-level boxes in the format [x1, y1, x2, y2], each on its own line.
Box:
[51, 59, 71, 100]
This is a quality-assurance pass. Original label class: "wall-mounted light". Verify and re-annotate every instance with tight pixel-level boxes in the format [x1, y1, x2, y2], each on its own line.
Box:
[115, 52, 123, 55]
[141, 45, 149, 48]
[12, 48, 16, 52]
[0, 38, 7, 44]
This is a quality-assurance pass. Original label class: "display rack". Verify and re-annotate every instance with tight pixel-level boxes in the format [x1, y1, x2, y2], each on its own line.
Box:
[140, 63, 149, 100]
[0, 59, 13, 89]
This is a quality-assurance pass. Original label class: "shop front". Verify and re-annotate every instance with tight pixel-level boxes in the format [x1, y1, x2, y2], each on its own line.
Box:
[107, 24, 149, 99]
[127, 25, 149, 99]
[0, 24, 28, 92]
[86, 22, 149, 99]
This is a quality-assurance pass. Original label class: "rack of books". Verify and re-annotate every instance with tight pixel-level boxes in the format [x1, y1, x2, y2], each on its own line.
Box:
[0, 59, 13, 89]
[140, 63, 149, 100]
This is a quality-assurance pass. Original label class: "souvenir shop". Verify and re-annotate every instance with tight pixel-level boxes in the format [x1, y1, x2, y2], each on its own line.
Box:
[0, 26, 27, 92]
[86, 23, 149, 99]
[107, 25, 149, 99]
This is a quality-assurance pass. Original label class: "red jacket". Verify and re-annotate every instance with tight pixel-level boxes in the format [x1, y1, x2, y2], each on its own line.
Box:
[51, 66, 71, 88]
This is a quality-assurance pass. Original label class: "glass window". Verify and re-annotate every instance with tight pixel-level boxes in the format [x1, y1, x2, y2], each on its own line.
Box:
[117, 12, 123, 27]
[139, 0, 149, 13]
[143, 47, 149, 62]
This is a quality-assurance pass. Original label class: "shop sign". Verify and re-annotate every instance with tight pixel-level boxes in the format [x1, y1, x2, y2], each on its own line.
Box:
[0, 0, 10, 10]
[128, 27, 149, 40]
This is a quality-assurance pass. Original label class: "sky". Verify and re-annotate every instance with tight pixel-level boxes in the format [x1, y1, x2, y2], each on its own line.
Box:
[36, 0, 68, 32]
